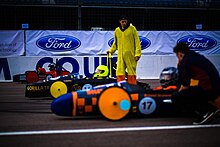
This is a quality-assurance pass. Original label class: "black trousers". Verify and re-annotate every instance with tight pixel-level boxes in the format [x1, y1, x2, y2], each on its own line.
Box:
[172, 86, 217, 116]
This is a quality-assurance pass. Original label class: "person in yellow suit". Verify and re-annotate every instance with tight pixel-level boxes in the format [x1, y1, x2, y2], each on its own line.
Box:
[107, 16, 141, 85]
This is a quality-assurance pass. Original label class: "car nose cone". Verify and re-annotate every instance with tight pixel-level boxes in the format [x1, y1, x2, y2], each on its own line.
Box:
[51, 92, 73, 116]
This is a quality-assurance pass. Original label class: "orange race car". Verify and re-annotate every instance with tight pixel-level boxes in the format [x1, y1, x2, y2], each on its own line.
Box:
[51, 67, 180, 120]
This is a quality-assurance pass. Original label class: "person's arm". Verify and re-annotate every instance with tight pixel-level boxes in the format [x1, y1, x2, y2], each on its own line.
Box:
[132, 26, 141, 60]
[108, 29, 118, 54]
[178, 56, 191, 91]
[135, 56, 140, 61]
[178, 85, 189, 92]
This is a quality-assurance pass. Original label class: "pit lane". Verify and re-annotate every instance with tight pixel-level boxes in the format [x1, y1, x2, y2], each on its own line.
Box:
[0, 80, 220, 147]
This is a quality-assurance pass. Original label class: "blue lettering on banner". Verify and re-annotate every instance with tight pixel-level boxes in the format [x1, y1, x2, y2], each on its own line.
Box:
[101, 56, 117, 66]
[0, 56, 119, 81]
[36, 35, 81, 52]
[36, 57, 53, 70]
[178, 35, 217, 51]
[84, 56, 117, 78]
[108, 36, 151, 50]
[0, 58, 11, 80]
[84, 57, 99, 78]
[36, 57, 79, 74]
[57, 57, 79, 74]
[35, 57, 118, 78]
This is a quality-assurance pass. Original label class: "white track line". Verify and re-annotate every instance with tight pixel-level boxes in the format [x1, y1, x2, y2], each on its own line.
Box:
[1, 124, 220, 136]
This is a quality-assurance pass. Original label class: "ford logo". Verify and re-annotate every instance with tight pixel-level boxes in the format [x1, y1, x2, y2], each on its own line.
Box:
[108, 36, 151, 50]
[139, 36, 151, 50]
[36, 35, 81, 52]
[177, 35, 217, 51]
[108, 38, 114, 47]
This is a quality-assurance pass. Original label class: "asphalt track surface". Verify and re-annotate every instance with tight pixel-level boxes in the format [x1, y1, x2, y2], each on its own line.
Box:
[0, 80, 220, 147]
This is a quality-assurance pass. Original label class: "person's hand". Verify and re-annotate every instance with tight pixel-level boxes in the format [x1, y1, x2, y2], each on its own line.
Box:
[107, 51, 112, 55]
[135, 56, 140, 61]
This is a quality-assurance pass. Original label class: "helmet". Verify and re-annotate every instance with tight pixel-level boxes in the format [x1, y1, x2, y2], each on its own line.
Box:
[48, 63, 56, 71]
[159, 67, 178, 87]
[93, 65, 109, 78]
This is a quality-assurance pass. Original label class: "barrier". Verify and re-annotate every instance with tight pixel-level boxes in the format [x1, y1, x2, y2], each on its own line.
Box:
[1, 55, 220, 82]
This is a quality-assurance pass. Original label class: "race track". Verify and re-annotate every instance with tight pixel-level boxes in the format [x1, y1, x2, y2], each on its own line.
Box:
[0, 80, 220, 147]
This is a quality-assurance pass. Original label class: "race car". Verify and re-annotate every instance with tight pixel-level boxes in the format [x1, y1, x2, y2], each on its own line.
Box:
[25, 53, 117, 98]
[51, 67, 179, 120]
[25, 64, 150, 98]
[13, 62, 70, 83]
[25, 72, 117, 98]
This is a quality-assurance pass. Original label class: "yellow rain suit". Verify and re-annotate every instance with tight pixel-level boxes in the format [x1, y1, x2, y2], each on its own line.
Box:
[108, 24, 141, 84]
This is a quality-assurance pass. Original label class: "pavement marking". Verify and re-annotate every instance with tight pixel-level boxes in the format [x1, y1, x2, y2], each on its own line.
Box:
[1, 124, 220, 136]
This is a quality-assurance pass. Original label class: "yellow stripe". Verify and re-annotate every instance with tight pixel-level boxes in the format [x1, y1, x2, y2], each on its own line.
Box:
[72, 92, 78, 116]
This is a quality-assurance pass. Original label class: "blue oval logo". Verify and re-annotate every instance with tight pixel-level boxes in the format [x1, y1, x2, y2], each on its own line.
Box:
[36, 35, 81, 52]
[108, 38, 114, 47]
[177, 35, 217, 51]
[139, 36, 151, 50]
[108, 36, 151, 50]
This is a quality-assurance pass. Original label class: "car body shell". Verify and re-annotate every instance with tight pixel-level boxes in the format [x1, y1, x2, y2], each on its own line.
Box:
[51, 81, 178, 120]
[25, 74, 117, 98]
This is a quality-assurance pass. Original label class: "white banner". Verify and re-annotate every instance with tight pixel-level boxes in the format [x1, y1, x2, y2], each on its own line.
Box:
[26, 30, 113, 56]
[1, 55, 220, 82]
[0, 30, 24, 57]
[26, 30, 220, 56]
[139, 31, 220, 55]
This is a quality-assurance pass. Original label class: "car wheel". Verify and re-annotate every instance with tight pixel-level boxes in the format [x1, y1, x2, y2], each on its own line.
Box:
[26, 71, 39, 83]
[98, 86, 131, 120]
[50, 81, 68, 98]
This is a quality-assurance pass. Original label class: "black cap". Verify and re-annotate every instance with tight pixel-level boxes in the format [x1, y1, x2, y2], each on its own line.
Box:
[119, 15, 129, 21]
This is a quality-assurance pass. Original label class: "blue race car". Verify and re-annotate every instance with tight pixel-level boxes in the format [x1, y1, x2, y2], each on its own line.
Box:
[51, 67, 179, 120]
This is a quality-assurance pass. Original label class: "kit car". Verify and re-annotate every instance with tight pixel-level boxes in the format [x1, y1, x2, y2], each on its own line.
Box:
[25, 73, 117, 98]
[13, 63, 70, 83]
[51, 81, 178, 120]
[25, 73, 150, 99]
[25, 60, 150, 99]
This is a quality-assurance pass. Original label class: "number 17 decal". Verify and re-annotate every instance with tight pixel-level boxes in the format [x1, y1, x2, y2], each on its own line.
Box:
[139, 97, 156, 115]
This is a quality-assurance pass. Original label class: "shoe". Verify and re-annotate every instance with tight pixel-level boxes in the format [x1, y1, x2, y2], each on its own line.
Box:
[193, 109, 220, 125]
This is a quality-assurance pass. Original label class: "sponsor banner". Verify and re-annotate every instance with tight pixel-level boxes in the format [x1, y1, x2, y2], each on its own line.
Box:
[138, 31, 220, 54]
[26, 30, 113, 56]
[26, 30, 220, 56]
[0, 30, 24, 56]
[1, 55, 220, 82]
